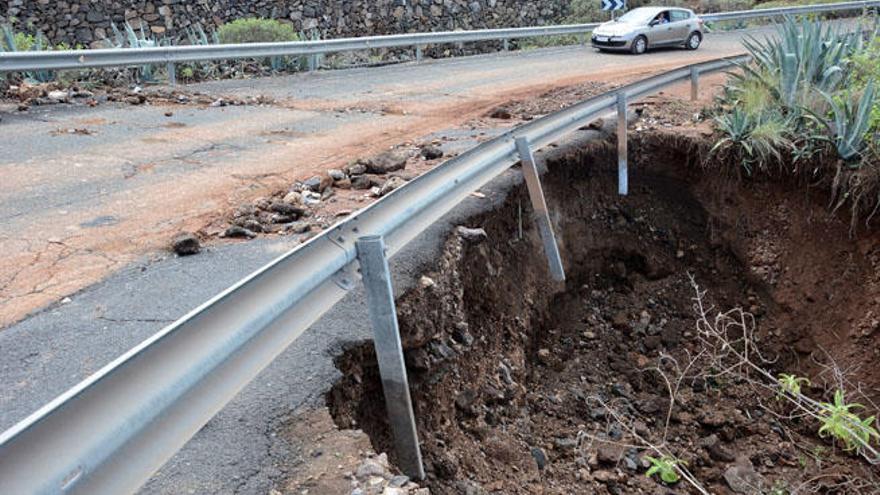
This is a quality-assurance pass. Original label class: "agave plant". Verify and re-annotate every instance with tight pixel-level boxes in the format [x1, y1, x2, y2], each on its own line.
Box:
[814, 81, 877, 162]
[736, 17, 865, 110]
[712, 107, 793, 175]
[107, 22, 163, 82]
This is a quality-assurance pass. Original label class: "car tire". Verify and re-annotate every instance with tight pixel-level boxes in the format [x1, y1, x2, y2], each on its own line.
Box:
[685, 31, 702, 50]
[630, 35, 647, 55]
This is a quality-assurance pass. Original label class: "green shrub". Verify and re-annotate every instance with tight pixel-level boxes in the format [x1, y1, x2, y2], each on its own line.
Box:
[217, 18, 300, 44]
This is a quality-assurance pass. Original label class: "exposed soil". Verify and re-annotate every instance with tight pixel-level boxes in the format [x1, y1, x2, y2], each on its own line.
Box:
[326, 131, 880, 494]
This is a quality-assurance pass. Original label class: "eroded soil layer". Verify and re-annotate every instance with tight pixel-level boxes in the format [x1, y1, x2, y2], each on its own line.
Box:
[328, 133, 880, 494]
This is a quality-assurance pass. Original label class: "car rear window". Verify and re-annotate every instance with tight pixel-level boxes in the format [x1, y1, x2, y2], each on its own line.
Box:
[670, 10, 691, 21]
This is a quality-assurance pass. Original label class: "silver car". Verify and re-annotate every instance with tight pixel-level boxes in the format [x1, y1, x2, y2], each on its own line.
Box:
[591, 7, 704, 54]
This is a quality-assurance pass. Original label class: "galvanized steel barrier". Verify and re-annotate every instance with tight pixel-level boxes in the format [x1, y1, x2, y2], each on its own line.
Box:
[0, 3, 875, 494]
[0, 0, 876, 74]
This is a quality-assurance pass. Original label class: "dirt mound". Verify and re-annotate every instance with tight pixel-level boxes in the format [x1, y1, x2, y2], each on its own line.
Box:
[327, 132, 880, 494]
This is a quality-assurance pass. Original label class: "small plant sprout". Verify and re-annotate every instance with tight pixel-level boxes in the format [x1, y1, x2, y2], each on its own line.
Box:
[777, 373, 810, 398]
[817, 390, 880, 452]
[644, 455, 684, 484]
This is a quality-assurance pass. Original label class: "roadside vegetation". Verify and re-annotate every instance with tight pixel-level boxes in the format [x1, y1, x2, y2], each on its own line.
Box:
[709, 16, 880, 227]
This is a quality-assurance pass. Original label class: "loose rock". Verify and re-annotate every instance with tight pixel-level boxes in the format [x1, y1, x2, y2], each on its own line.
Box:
[171, 232, 200, 255]
[363, 150, 409, 174]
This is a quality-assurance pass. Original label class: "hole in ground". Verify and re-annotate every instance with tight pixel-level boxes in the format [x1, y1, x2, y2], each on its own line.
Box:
[327, 133, 880, 494]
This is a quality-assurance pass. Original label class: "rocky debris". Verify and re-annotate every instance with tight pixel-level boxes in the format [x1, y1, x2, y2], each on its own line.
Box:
[456, 226, 487, 244]
[171, 232, 200, 255]
[350, 453, 426, 495]
[420, 145, 444, 160]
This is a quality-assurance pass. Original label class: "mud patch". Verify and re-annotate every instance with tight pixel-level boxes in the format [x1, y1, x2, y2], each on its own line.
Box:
[327, 133, 880, 494]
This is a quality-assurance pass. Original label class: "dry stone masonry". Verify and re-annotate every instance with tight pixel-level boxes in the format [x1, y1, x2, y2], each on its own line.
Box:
[4, 0, 571, 47]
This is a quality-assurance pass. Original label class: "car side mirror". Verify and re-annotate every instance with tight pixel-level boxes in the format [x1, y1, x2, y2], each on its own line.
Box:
[649, 20, 659, 27]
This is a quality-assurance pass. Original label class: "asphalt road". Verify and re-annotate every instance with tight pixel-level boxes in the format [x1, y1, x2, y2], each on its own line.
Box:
[0, 26, 782, 494]
[0, 28, 766, 328]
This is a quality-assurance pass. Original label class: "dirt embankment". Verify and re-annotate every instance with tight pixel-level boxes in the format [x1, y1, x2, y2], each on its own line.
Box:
[326, 131, 880, 494]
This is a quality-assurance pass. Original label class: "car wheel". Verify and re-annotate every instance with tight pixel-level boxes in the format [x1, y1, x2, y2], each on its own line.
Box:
[685, 31, 702, 50]
[630, 35, 647, 55]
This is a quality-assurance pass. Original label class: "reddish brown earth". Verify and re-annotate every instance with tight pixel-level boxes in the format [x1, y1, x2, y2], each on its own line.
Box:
[326, 111, 880, 494]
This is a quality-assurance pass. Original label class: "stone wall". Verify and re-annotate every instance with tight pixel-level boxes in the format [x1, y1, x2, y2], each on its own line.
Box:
[4, 1, 571, 47]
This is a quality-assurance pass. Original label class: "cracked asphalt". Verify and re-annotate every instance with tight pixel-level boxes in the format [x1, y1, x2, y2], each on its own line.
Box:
[0, 25, 799, 494]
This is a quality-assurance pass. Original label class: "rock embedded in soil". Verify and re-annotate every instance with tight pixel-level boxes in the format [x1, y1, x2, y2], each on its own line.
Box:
[597, 444, 623, 465]
[456, 226, 488, 244]
[724, 456, 765, 494]
[328, 169, 347, 181]
[171, 232, 200, 255]
[537, 348, 552, 364]
[530, 447, 547, 470]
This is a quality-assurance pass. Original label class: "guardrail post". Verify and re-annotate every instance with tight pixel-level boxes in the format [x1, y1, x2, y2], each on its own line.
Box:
[308, 54, 318, 72]
[690, 67, 699, 101]
[166, 62, 176, 85]
[514, 137, 566, 282]
[355, 235, 425, 480]
[617, 93, 628, 196]
[503, 38, 509, 51]
[415, 45, 423, 62]
[581, 33, 588, 46]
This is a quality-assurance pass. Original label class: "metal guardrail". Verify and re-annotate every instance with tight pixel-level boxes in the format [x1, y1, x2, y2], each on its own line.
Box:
[0, 52, 746, 495]
[0, 0, 876, 73]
